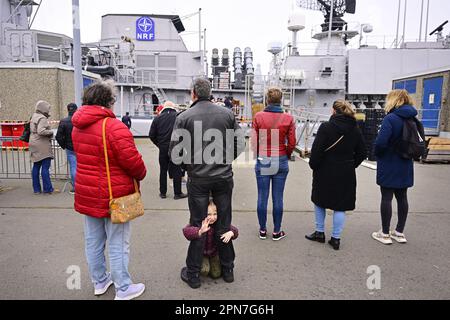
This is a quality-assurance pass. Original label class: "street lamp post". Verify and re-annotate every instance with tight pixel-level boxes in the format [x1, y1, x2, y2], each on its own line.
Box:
[72, 0, 83, 107]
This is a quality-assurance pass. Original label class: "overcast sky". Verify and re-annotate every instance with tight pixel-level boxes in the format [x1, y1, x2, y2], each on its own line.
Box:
[32, 0, 450, 74]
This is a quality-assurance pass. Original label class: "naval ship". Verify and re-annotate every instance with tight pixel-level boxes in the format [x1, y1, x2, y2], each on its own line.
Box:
[0, 0, 449, 160]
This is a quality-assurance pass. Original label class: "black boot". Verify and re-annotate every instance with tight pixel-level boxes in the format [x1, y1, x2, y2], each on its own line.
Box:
[328, 237, 340, 251]
[305, 231, 325, 243]
[181, 267, 201, 289]
[222, 268, 234, 283]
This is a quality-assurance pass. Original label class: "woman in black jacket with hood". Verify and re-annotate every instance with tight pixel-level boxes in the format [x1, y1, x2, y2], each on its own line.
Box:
[305, 100, 367, 250]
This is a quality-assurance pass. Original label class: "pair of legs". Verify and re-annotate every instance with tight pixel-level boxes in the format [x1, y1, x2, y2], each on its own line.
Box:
[185, 177, 235, 279]
[159, 148, 182, 196]
[84, 216, 132, 292]
[255, 156, 289, 234]
[380, 187, 409, 234]
[314, 205, 346, 239]
[32, 157, 53, 193]
[66, 149, 77, 189]
[200, 255, 221, 278]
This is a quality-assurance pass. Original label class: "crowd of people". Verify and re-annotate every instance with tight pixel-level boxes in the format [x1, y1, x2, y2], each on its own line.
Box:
[27, 78, 422, 300]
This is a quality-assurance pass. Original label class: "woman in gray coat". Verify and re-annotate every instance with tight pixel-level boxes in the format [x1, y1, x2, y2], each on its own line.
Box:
[29, 101, 54, 194]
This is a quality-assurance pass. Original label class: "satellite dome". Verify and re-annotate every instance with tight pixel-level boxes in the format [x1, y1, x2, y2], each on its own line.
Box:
[363, 24, 374, 33]
[288, 12, 306, 32]
[268, 41, 283, 55]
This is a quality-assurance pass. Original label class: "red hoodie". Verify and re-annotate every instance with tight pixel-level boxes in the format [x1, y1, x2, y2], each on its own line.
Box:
[72, 105, 147, 218]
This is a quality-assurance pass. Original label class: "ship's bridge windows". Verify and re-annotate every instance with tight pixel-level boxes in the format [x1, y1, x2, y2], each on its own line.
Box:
[159, 70, 177, 83]
[158, 56, 177, 69]
[136, 55, 156, 68]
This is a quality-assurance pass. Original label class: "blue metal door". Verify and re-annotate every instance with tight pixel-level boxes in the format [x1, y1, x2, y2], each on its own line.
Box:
[422, 77, 443, 131]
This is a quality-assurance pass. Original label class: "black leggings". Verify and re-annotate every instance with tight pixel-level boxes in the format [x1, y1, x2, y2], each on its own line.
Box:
[380, 187, 409, 234]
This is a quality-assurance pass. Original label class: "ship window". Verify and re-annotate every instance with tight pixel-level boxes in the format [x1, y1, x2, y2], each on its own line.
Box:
[158, 56, 177, 69]
[136, 55, 156, 68]
[158, 70, 177, 83]
[38, 47, 61, 62]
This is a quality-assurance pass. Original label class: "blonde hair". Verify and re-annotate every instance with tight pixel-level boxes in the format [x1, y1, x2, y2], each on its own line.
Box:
[385, 89, 415, 113]
[266, 87, 283, 105]
[333, 100, 356, 118]
[163, 100, 176, 109]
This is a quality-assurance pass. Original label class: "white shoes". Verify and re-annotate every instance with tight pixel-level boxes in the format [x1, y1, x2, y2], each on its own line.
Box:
[371, 230, 393, 245]
[94, 274, 113, 296]
[390, 230, 408, 243]
[372, 230, 408, 245]
[114, 283, 146, 300]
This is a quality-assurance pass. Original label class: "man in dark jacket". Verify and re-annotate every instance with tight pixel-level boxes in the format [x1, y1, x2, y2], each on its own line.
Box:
[56, 103, 78, 194]
[169, 78, 245, 289]
[121, 112, 132, 129]
[149, 101, 187, 200]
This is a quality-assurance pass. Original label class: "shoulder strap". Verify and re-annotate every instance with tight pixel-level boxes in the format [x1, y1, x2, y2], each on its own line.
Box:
[102, 118, 139, 202]
[325, 135, 344, 152]
[102, 118, 113, 201]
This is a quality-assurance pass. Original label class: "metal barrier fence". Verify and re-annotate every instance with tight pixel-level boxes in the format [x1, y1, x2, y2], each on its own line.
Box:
[0, 137, 70, 180]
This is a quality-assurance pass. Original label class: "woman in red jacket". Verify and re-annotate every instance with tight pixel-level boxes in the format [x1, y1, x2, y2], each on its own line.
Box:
[252, 87, 296, 241]
[72, 80, 147, 300]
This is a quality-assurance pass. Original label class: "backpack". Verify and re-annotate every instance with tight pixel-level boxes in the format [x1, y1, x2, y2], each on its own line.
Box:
[394, 117, 426, 161]
[19, 121, 31, 143]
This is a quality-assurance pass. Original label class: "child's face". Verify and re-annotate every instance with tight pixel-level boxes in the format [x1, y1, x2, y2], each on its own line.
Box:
[207, 203, 217, 224]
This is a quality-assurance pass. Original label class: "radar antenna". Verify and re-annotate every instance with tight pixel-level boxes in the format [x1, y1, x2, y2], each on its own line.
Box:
[296, 0, 356, 32]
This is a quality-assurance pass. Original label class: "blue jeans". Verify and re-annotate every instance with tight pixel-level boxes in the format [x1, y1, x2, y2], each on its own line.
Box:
[84, 216, 132, 292]
[66, 149, 77, 188]
[255, 156, 289, 233]
[32, 158, 53, 193]
[314, 205, 346, 239]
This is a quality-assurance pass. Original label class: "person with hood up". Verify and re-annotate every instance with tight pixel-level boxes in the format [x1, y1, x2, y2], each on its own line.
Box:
[56, 103, 78, 194]
[149, 101, 187, 200]
[29, 100, 55, 194]
[305, 100, 366, 250]
[372, 90, 419, 245]
[72, 80, 147, 300]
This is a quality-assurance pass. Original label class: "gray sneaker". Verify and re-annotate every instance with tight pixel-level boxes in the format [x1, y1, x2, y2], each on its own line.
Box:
[114, 283, 146, 300]
[94, 274, 113, 296]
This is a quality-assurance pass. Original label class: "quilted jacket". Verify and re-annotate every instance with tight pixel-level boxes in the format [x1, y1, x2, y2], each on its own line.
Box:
[72, 105, 147, 218]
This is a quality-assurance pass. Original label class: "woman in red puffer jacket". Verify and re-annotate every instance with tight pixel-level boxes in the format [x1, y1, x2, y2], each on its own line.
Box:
[72, 80, 147, 300]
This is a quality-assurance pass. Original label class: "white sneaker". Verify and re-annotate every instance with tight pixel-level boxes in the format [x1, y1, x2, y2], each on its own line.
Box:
[371, 230, 393, 245]
[390, 230, 407, 243]
[114, 283, 146, 300]
[94, 274, 113, 296]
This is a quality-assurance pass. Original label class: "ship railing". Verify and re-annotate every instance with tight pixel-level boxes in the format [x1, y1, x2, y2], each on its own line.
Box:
[123, 103, 189, 118]
[282, 106, 330, 154]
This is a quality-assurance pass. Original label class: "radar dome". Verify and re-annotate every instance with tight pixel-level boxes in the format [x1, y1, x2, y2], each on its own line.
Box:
[363, 24, 374, 33]
[268, 42, 283, 55]
[288, 12, 306, 32]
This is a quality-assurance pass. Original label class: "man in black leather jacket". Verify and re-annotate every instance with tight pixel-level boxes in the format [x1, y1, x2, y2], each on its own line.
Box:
[56, 103, 78, 194]
[170, 78, 245, 289]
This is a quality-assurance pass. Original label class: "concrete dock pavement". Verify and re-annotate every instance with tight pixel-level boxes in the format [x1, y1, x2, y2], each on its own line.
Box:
[0, 140, 449, 299]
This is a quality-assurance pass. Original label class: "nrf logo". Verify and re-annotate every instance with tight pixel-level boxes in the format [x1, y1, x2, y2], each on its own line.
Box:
[136, 16, 155, 41]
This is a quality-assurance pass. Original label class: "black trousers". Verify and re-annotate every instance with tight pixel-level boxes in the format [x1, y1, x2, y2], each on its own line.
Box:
[380, 187, 409, 234]
[159, 148, 182, 196]
[186, 177, 235, 277]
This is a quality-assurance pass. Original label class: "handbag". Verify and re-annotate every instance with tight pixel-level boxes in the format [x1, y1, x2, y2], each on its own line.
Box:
[102, 118, 144, 224]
